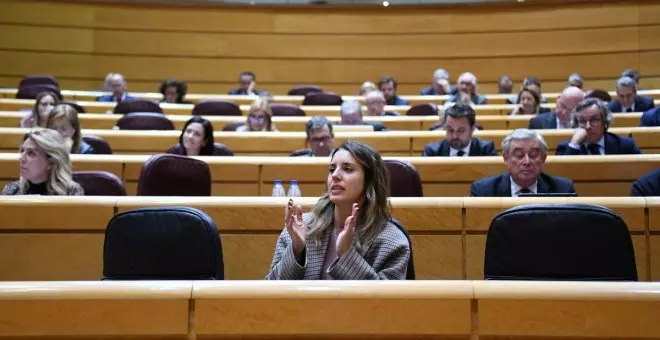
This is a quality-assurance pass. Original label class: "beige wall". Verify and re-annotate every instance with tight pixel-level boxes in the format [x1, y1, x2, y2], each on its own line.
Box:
[0, 0, 659, 94]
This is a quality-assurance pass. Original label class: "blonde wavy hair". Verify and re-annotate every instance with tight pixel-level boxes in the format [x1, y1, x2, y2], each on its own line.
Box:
[20, 128, 77, 195]
[46, 104, 82, 153]
[307, 140, 391, 253]
[246, 97, 276, 131]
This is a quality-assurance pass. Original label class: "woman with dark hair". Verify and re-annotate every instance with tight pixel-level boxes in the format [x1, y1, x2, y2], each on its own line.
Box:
[20, 92, 59, 128]
[509, 87, 551, 116]
[266, 140, 410, 280]
[159, 79, 190, 104]
[167, 116, 215, 156]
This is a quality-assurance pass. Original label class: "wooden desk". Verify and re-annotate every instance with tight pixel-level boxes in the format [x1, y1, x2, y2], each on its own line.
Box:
[1, 127, 657, 156]
[0, 197, 654, 281]
[1, 153, 658, 197]
[0, 112, 644, 132]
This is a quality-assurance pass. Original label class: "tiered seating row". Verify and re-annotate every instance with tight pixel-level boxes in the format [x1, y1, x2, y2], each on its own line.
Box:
[1, 280, 659, 339]
[0, 196, 658, 281]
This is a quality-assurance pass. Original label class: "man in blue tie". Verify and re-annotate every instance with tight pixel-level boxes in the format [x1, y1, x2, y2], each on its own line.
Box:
[556, 98, 641, 155]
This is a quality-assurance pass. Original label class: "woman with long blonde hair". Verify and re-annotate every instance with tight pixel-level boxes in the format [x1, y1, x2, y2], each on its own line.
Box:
[236, 97, 278, 132]
[266, 140, 410, 280]
[46, 104, 95, 154]
[2, 128, 83, 195]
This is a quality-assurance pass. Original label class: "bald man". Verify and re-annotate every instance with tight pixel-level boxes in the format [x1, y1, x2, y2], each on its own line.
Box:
[528, 86, 584, 129]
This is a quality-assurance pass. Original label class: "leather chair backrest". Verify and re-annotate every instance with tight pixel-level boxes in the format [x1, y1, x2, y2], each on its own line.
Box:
[16, 84, 62, 100]
[73, 171, 126, 196]
[302, 92, 343, 106]
[406, 103, 438, 116]
[271, 103, 306, 116]
[113, 99, 163, 114]
[19, 75, 59, 88]
[484, 203, 638, 281]
[585, 89, 613, 102]
[82, 135, 113, 154]
[116, 112, 175, 130]
[137, 154, 212, 196]
[192, 100, 242, 116]
[288, 85, 323, 96]
[222, 121, 245, 131]
[103, 206, 224, 280]
[61, 100, 86, 113]
[384, 159, 423, 197]
[213, 143, 234, 156]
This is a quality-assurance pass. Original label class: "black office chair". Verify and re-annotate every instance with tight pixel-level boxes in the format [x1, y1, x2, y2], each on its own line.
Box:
[484, 203, 637, 281]
[390, 218, 415, 280]
[103, 206, 224, 280]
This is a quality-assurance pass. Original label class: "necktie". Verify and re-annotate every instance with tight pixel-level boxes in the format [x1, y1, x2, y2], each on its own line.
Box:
[587, 143, 601, 155]
[456, 150, 465, 157]
[518, 188, 532, 195]
[626, 108, 633, 113]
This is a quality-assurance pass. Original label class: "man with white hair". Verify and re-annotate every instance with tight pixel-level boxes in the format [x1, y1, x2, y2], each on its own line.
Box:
[97, 73, 136, 102]
[470, 129, 576, 197]
[607, 76, 654, 113]
[337, 100, 388, 132]
[529, 86, 584, 129]
[446, 72, 487, 105]
[420, 68, 457, 96]
[567, 73, 584, 89]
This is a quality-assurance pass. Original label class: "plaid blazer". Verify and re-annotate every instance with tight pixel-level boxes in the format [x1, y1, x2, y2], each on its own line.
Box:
[2, 180, 84, 196]
[266, 213, 410, 280]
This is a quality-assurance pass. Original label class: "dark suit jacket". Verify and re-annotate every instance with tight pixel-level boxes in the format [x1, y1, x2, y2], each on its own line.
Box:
[607, 96, 655, 113]
[446, 93, 488, 105]
[556, 132, 642, 155]
[641, 108, 660, 127]
[470, 172, 576, 197]
[97, 94, 137, 102]
[386, 96, 409, 106]
[528, 111, 558, 129]
[422, 137, 497, 157]
[228, 88, 263, 95]
[630, 169, 660, 197]
[419, 85, 458, 96]
[336, 121, 388, 132]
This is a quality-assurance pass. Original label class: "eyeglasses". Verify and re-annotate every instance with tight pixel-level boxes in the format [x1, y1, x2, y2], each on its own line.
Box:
[248, 114, 266, 121]
[577, 118, 602, 127]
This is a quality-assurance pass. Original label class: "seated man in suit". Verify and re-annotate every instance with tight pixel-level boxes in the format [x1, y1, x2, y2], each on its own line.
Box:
[630, 168, 660, 196]
[379, 76, 409, 106]
[607, 76, 654, 113]
[423, 103, 497, 157]
[291, 116, 335, 157]
[528, 86, 584, 129]
[97, 73, 136, 103]
[228, 71, 264, 95]
[446, 72, 488, 105]
[420, 68, 457, 96]
[337, 100, 388, 132]
[498, 75, 513, 94]
[364, 90, 398, 116]
[470, 129, 576, 197]
[557, 98, 642, 155]
[641, 107, 660, 127]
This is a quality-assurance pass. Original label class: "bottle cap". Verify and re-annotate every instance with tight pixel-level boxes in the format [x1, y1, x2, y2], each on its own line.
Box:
[274, 180, 282, 185]
[290, 180, 298, 185]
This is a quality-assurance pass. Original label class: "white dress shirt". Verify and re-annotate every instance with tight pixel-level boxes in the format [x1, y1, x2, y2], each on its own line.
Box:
[510, 176, 538, 197]
[449, 141, 471, 157]
[556, 117, 571, 129]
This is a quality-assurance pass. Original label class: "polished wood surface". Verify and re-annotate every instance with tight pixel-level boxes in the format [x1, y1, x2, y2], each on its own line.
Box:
[0, 111, 645, 131]
[1, 154, 658, 197]
[2, 280, 660, 339]
[0, 196, 656, 282]
[0, 1, 658, 94]
[2, 127, 659, 156]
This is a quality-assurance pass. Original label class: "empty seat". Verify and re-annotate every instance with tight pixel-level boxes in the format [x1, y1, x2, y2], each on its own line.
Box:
[116, 112, 175, 130]
[484, 203, 637, 281]
[16, 84, 62, 100]
[137, 154, 211, 196]
[271, 103, 305, 116]
[82, 135, 113, 154]
[302, 92, 343, 106]
[61, 100, 86, 113]
[222, 121, 245, 131]
[103, 206, 224, 280]
[72, 171, 126, 196]
[406, 103, 438, 116]
[288, 85, 323, 96]
[18, 75, 59, 88]
[585, 89, 612, 102]
[384, 159, 423, 197]
[192, 100, 242, 116]
[113, 99, 163, 114]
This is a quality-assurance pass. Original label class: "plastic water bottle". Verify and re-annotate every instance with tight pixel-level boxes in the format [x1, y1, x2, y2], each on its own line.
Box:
[287, 180, 302, 197]
[272, 180, 286, 197]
